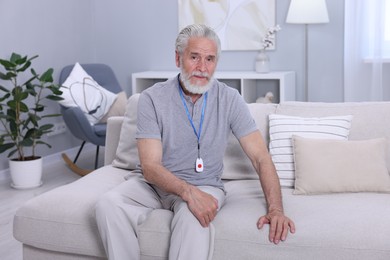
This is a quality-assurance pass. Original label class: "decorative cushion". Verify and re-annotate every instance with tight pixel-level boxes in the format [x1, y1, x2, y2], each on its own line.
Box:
[112, 93, 141, 170]
[268, 114, 353, 187]
[292, 136, 390, 195]
[59, 62, 117, 125]
[99, 91, 127, 123]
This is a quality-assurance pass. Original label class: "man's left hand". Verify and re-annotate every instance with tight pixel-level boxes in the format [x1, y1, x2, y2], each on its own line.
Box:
[257, 211, 295, 244]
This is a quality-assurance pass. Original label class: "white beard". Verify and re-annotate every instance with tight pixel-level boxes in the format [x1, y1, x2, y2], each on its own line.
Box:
[180, 69, 214, 94]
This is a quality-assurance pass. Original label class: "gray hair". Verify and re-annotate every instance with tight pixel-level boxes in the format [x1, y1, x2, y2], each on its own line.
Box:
[175, 24, 221, 59]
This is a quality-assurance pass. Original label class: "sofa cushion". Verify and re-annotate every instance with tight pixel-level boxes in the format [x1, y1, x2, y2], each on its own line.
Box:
[212, 180, 390, 260]
[268, 114, 353, 187]
[13, 166, 129, 257]
[292, 136, 390, 195]
[112, 93, 141, 170]
[222, 103, 277, 180]
[98, 91, 127, 123]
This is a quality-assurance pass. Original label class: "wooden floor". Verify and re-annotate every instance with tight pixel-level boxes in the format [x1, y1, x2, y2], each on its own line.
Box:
[0, 148, 103, 260]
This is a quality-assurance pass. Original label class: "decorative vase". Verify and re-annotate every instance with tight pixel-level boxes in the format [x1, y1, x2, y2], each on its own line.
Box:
[255, 50, 270, 73]
[9, 157, 43, 189]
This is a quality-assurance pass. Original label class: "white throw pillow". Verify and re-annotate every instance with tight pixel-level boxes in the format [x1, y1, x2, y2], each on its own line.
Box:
[268, 114, 353, 187]
[292, 136, 390, 195]
[59, 62, 117, 125]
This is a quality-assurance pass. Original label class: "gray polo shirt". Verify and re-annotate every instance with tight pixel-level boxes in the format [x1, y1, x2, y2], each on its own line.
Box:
[136, 75, 257, 190]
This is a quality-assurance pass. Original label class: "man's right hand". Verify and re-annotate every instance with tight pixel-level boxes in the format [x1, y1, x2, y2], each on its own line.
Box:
[181, 185, 219, 227]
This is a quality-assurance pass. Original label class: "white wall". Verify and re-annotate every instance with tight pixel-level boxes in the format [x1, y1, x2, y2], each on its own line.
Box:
[0, 0, 345, 172]
[94, 0, 345, 102]
[0, 0, 97, 170]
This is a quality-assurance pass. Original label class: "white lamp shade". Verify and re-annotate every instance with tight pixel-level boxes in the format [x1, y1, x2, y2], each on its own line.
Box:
[286, 0, 329, 24]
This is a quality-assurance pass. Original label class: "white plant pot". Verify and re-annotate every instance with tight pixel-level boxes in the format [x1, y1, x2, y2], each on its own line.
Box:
[9, 157, 43, 189]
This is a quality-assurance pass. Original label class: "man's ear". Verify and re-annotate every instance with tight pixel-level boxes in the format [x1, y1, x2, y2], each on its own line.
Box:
[175, 51, 180, 68]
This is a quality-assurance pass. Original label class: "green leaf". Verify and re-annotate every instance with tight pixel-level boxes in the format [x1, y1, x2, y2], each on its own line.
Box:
[26, 55, 38, 64]
[14, 55, 27, 65]
[6, 109, 16, 120]
[40, 68, 54, 83]
[20, 91, 29, 101]
[26, 82, 34, 90]
[17, 54, 38, 73]
[33, 104, 44, 112]
[42, 113, 62, 118]
[7, 100, 16, 110]
[0, 85, 10, 92]
[30, 68, 37, 77]
[11, 86, 25, 99]
[8, 100, 29, 112]
[0, 71, 16, 80]
[20, 137, 33, 147]
[20, 102, 29, 112]
[40, 124, 54, 131]
[10, 53, 22, 63]
[0, 143, 14, 153]
[46, 95, 64, 101]
[17, 60, 32, 72]
[0, 71, 11, 80]
[7, 148, 18, 159]
[48, 86, 63, 95]
[28, 113, 39, 126]
[0, 92, 10, 102]
[0, 59, 15, 69]
[9, 120, 17, 135]
[23, 75, 38, 87]
[25, 128, 37, 139]
[36, 140, 51, 148]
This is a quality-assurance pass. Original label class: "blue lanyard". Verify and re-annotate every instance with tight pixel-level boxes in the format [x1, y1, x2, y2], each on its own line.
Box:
[178, 84, 208, 145]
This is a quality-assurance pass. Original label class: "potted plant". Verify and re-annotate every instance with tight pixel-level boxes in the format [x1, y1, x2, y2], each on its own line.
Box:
[0, 53, 63, 189]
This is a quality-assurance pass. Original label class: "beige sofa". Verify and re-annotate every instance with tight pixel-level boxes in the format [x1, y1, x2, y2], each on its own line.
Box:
[14, 96, 390, 260]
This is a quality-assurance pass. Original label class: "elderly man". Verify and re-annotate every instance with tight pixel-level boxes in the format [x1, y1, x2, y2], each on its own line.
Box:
[95, 24, 295, 260]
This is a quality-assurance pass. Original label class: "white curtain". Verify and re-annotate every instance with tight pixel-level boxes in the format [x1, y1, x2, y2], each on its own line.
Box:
[344, 0, 390, 101]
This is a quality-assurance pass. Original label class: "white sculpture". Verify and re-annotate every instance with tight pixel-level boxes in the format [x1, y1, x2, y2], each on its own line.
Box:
[256, 92, 274, 103]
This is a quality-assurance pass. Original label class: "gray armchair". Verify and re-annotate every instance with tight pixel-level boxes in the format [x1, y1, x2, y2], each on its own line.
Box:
[59, 63, 122, 175]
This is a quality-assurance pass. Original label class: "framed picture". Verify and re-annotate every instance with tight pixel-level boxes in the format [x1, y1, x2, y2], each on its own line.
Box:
[178, 0, 276, 51]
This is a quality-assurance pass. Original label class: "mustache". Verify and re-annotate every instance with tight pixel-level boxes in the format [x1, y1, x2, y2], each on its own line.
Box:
[191, 71, 210, 79]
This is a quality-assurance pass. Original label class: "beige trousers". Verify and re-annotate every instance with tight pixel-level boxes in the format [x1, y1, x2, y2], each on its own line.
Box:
[95, 173, 225, 260]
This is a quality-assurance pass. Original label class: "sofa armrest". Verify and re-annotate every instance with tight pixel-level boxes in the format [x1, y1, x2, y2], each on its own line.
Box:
[104, 116, 124, 165]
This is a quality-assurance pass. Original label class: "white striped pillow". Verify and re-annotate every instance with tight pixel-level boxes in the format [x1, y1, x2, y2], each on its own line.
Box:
[268, 114, 353, 187]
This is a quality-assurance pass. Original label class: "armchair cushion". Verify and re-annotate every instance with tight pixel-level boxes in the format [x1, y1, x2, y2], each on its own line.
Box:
[93, 124, 107, 137]
[59, 62, 117, 125]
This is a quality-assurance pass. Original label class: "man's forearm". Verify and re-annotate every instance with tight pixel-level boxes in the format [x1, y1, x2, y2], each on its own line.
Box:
[257, 156, 284, 214]
[142, 162, 190, 198]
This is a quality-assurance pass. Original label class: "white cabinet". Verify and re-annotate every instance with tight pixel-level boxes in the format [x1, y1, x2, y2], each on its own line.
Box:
[132, 71, 296, 103]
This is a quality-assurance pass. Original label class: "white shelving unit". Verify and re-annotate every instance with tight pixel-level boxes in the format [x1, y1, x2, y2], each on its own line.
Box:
[132, 71, 296, 103]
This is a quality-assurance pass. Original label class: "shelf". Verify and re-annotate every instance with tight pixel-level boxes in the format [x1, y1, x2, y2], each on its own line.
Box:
[132, 71, 296, 103]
